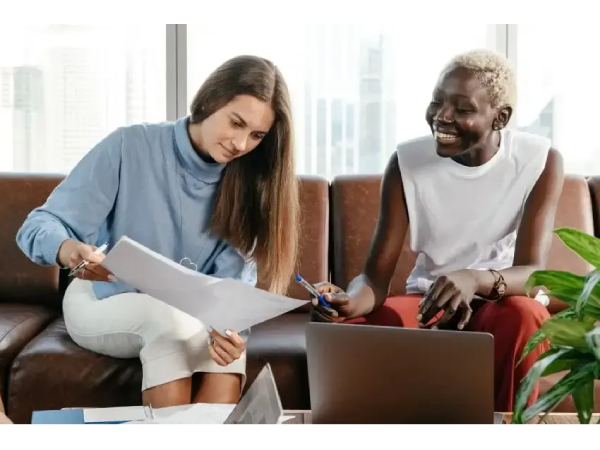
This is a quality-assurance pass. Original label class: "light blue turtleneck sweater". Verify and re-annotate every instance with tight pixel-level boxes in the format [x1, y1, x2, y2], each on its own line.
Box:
[16, 116, 257, 301]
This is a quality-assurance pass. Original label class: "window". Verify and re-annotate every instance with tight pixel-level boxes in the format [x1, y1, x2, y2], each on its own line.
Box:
[514, 24, 596, 175]
[1, 25, 504, 178]
[187, 24, 498, 178]
[0, 25, 166, 173]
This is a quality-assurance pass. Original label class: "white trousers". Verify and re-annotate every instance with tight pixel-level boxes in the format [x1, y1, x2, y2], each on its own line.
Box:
[63, 279, 246, 391]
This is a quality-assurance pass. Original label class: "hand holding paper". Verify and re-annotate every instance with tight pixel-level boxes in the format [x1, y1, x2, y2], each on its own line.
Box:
[208, 328, 246, 366]
[101, 236, 308, 334]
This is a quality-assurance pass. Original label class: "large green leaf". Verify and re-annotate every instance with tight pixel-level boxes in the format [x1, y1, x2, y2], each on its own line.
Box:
[519, 309, 577, 364]
[525, 270, 600, 319]
[577, 269, 600, 318]
[520, 361, 597, 423]
[573, 377, 596, 424]
[555, 228, 600, 269]
[542, 319, 595, 351]
[525, 270, 587, 296]
[526, 270, 600, 307]
[585, 327, 600, 360]
[513, 348, 579, 423]
[546, 291, 600, 319]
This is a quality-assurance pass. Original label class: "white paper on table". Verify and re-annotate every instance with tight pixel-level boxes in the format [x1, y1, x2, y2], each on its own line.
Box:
[83, 406, 147, 423]
[127, 365, 286, 425]
[224, 364, 283, 425]
[125, 405, 294, 425]
[493, 412, 504, 424]
[126, 403, 236, 425]
[102, 236, 309, 334]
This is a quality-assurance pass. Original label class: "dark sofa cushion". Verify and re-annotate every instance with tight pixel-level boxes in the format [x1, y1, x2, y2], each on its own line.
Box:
[0, 303, 56, 401]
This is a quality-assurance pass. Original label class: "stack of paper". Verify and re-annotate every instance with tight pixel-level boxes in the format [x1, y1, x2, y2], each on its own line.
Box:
[33, 364, 291, 425]
[124, 404, 237, 425]
[102, 236, 309, 334]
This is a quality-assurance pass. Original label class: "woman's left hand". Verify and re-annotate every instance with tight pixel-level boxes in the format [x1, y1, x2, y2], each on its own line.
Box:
[417, 270, 478, 330]
[208, 328, 246, 366]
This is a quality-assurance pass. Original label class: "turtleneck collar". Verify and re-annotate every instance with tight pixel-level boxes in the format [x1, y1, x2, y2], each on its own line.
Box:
[173, 116, 226, 183]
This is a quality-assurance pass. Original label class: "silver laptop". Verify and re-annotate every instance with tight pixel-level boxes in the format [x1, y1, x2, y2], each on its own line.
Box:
[306, 322, 495, 424]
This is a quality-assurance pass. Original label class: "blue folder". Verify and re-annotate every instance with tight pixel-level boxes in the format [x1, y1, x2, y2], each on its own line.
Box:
[31, 409, 130, 425]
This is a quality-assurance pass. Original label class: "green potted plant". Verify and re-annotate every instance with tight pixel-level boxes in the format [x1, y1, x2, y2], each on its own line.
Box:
[512, 228, 600, 424]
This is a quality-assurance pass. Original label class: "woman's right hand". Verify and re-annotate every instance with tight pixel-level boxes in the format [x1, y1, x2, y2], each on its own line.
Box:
[310, 282, 357, 323]
[58, 239, 114, 282]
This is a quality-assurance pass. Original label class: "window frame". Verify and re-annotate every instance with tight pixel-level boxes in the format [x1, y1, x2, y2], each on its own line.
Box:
[165, 24, 510, 122]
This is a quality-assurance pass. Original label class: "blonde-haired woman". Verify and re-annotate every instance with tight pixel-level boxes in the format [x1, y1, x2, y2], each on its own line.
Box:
[312, 49, 564, 413]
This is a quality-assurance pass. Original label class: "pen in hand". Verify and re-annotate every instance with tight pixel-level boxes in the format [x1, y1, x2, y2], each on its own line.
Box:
[68, 242, 109, 276]
[294, 275, 338, 317]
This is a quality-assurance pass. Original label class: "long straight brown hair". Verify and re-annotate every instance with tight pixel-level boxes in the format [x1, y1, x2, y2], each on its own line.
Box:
[189, 55, 299, 295]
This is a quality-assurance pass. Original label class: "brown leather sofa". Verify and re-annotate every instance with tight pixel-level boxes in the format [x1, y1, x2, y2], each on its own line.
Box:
[1, 173, 599, 423]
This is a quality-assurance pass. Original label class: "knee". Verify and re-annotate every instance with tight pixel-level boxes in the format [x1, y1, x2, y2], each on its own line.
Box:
[488, 296, 550, 341]
[501, 296, 551, 326]
[350, 295, 421, 328]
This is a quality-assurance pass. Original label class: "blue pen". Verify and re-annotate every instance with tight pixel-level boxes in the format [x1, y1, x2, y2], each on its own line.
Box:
[294, 274, 332, 308]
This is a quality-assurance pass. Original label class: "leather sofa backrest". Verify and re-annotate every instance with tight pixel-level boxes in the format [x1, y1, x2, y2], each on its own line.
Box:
[257, 175, 330, 304]
[547, 175, 594, 275]
[0, 174, 64, 309]
[330, 174, 415, 296]
[585, 176, 600, 239]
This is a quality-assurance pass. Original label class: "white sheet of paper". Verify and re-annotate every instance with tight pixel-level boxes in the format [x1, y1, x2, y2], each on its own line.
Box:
[102, 236, 309, 334]
[127, 410, 294, 425]
[83, 406, 147, 423]
[126, 365, 285, 425]
[493, 412, 504, 424]
[224, 364, 284, 424]
[126, 403, 236, 425]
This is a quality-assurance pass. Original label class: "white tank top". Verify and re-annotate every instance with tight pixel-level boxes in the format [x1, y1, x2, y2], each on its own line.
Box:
[397, 128, 551, 295]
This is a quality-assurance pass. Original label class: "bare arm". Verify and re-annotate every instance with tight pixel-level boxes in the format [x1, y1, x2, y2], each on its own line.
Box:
[470, 148, 565, 298]
[346, 152, 409, 318]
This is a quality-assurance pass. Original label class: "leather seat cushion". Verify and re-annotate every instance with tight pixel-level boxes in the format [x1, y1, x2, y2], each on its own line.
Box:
[7, 313, 311, 423]
[0, 303, 56, 400]
[7, 317, 142, 424]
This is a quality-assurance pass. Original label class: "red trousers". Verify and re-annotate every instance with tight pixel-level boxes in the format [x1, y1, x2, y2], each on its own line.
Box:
[344, 294, 551, 412]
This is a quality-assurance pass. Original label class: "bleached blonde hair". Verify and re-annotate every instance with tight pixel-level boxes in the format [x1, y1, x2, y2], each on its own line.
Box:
[442, 49, 517, 109]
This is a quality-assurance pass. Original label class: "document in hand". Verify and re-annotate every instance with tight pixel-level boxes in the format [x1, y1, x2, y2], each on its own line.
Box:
[101, 236, 309, 334]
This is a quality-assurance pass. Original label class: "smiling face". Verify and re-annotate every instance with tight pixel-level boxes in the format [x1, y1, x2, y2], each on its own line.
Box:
[425, 66, 511, 159]
[192, 94, 275, 164]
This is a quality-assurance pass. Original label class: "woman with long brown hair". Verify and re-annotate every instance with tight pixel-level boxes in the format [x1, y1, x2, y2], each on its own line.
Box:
[16, 55, 299, 408]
